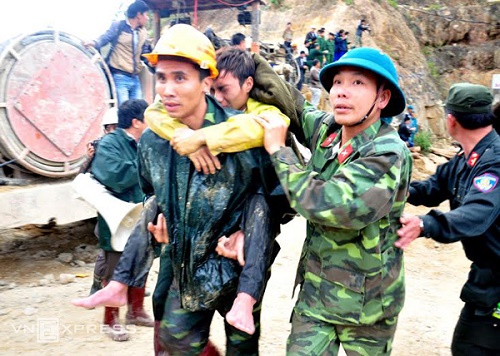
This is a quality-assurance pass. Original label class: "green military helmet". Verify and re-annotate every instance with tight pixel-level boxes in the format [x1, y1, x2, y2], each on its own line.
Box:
[319, 47, 406, 118]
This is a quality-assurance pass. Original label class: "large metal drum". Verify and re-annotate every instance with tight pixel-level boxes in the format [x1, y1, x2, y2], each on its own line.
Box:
[0, 29, 116, 178]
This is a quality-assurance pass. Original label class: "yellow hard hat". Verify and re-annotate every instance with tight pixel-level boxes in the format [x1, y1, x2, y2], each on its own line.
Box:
[143, 24, 218, 78]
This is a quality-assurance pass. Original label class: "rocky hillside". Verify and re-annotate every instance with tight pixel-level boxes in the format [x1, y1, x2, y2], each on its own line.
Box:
[197, 0, 499, 141]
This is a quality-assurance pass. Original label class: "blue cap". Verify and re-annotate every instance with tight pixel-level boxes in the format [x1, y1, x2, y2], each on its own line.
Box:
[408, 105, 414, 110]
[319, 47, 406, 118]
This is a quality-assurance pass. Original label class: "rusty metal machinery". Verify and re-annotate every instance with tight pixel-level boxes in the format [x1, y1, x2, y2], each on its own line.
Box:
[0, 29, 116, 178]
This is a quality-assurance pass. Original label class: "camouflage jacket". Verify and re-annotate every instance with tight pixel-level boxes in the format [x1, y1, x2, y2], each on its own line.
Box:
[270, 102, 413, 325]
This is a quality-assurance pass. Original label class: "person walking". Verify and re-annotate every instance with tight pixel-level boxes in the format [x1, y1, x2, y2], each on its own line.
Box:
[396, 83, 499, 356]
[212, 47, 412, 355]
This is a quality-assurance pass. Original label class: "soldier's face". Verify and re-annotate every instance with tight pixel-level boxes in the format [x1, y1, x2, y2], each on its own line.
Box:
[155, 59, 212, 123]
[329, 66, 390, 127]
[212, 70, 252, 111]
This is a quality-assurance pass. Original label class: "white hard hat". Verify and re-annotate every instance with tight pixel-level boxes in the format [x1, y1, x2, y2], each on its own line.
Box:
[102, 107, 118, 126]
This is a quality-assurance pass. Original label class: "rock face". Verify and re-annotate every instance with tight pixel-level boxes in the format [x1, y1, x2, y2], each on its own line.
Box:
[198, 0, 499, 141]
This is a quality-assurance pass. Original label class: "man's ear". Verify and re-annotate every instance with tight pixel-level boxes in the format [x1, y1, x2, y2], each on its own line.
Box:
[132, 118, 143, 128]
[446, 113, 458, 128]
[202, 77, 213, 95]
[377, 88, 391, 110]
[243, 76, 254, 94]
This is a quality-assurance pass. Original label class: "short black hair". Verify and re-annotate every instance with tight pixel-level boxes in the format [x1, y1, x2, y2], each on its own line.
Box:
[127, 0, 150, 18]
[447, 109, 494, 130]
[118, 99, 149, 129]
[216, 48, 255, 86]
[231, 33, 246, 46]
[312, 59, 320, 66]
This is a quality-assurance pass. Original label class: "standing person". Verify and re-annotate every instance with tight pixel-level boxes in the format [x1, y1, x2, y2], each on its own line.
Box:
[216, 47, 412, 355]
[137, 25, 289, 355]
[282, 22, 294, 53]
[84, 0, 152, 106]
[304, 26, 317, 49]
[325, 32, 336, 64]
[308, 59, 322, 108]
[90, 98, 152, 341]
[296, 50, 308, 91]
[398, 115, 414, 147]
[407, 105, 419, 146]
[316, 28, 328, 66]
[355, 19, 371, 48]
[396, 83, 500, 356]
[334, 29, 348, 61]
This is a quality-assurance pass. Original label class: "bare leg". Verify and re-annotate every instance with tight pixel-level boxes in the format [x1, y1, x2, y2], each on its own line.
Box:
[225, 292, 257, 335]
[72, 280, 128, 309]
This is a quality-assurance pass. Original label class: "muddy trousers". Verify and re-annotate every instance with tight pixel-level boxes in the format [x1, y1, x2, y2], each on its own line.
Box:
[451, 303, 500, 356]
[158, 284, 262, 356]
[112, 196, 159, 288]
[287, 312, 398, 356]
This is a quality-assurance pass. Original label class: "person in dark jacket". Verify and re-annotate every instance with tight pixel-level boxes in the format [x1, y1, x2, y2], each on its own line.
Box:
[398, 115, 414, 147]
[396, 83, 500, 355]
[83, 1, 152, 105]
[91, 98, 151, 341]
[334, 29, 348, 61]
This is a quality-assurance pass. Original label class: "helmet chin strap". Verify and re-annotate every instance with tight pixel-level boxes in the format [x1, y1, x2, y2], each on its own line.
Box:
[348, 84, 385, 127]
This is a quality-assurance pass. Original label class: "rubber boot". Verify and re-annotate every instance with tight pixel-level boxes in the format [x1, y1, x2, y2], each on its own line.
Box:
[103, 307, 129, 342]
[125, 286, 154, 327]
[199, 341, 221, 356]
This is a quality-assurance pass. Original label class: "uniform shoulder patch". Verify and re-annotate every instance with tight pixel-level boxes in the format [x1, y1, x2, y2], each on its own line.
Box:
[473, 173, 499, 193]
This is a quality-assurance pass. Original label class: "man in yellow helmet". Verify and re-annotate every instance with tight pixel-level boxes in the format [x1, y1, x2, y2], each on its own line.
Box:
[139, 24, 286, 355]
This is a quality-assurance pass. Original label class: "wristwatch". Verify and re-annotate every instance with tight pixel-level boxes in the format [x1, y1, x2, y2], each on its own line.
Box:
[419, 218, 424, 234]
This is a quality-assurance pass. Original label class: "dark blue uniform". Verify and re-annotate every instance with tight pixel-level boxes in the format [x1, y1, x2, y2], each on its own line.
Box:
[408, 130, 500, 354]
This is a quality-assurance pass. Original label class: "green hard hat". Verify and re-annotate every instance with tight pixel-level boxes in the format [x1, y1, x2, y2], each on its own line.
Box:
[319, 47, 406, 118]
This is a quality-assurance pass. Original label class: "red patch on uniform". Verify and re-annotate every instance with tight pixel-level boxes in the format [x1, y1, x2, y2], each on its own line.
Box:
[467, 151, 479, 167]
[338, 144, 353, 164]
[321, 133, 337, 147]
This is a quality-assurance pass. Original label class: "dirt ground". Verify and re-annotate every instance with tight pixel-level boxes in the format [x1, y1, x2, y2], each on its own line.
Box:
[0, 202, 469, 356]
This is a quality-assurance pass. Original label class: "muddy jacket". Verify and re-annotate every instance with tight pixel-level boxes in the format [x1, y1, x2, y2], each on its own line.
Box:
[409, 130, 500, 309]
[91, 128, 143, 251]
[137, 96, 284, 311]
[270, 102, 412, 326]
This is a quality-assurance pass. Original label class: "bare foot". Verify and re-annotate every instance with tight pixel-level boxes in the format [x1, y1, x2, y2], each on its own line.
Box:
[72, 281, 128, 309]
[225, 293, 257, 335]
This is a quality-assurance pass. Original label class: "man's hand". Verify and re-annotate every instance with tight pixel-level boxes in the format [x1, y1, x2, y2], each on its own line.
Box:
[254, 112, 288, 155]
[172, 128, 206, 156]
[147, 213, 169, 244]
[188, 146, 221, 174]
[86, 142, 95, 158]
[216, 230, 245, 266]
[82, 40, 95, 48]
[395, 214, 422, 250]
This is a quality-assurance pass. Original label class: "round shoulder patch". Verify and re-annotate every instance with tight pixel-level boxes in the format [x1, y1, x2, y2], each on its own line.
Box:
[473, 173, 499, 193]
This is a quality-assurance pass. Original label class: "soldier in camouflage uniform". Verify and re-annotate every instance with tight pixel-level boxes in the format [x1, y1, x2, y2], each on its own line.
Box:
[208, 48, 412, 355]
[256, 47, 412, 355]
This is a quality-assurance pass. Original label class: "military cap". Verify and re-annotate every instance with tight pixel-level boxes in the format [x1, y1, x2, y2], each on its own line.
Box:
[445, 83, 493, 114]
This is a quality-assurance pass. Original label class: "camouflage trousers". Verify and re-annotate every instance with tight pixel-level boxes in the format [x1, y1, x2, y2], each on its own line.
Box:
[287, 311, 398, 356]
[158, 282, 262, 356]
